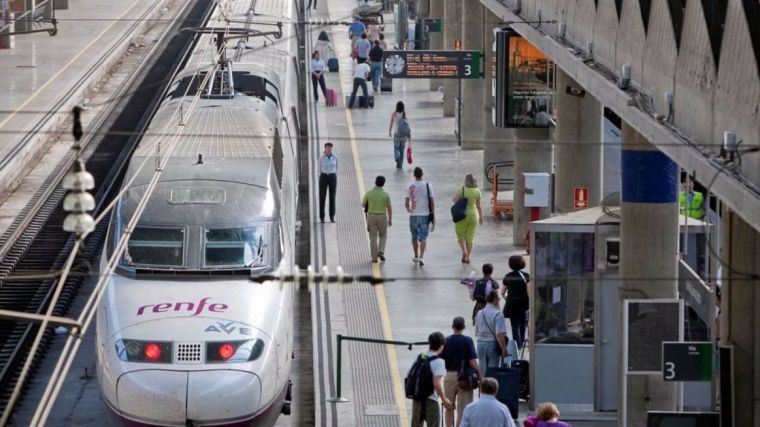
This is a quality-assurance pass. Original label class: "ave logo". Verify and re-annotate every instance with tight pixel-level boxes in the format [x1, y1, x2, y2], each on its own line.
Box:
[205, 321, 253, 336]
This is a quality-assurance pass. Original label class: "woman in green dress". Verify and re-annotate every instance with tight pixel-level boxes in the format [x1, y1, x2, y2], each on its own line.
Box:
[453, 174, 483, 264]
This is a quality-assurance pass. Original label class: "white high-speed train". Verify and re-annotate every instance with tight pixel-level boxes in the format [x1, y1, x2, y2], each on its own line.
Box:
[96, 0, 300, 425]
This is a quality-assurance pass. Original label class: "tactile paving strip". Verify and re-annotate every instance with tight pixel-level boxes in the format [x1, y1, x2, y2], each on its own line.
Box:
[323, 86, 399, 427]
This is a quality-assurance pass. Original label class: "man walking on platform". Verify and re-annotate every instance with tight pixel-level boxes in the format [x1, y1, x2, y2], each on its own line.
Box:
[362, 175, 392, 263]
[318, 142, 337, 223]
[368, 40, 384, 92]
[355, 32, 371, 64]
[348, 16, 365, 50]
[407, 332, 452, 427]
[405, 167, 434, 266]
[459, 378, 516, 427]
[474, 290, 509, 370]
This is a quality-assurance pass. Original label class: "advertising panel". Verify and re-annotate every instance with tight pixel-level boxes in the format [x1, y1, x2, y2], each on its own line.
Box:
[493, 29, 554, 128]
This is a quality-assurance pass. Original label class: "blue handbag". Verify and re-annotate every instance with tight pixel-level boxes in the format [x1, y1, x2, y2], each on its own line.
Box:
[450, 187, 468, 223]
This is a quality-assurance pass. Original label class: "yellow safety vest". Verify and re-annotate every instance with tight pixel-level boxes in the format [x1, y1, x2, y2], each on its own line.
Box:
[679, 191, 704, 219]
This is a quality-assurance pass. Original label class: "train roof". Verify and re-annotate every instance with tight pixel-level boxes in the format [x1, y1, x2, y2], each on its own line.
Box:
[133, 102, 276, 160]
[119, 159, 279, 226]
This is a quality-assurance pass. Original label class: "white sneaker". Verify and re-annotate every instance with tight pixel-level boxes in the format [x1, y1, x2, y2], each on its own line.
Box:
[412, 257, 419, 263]
[418, 258, 425, 266]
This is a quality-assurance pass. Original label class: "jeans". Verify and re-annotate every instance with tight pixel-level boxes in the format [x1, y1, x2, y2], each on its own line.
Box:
[348, 77, 368, 108]
[393, 134, 405, 167]
[477, 340, 501, 373]
[370, 61, 382, 91]
[510, 315, 527, 350]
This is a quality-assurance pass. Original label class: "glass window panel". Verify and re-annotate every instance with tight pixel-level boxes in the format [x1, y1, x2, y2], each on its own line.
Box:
[126, 227, 184, 267]
[534, 232, 595, 344]
[205, 226, 267, 267]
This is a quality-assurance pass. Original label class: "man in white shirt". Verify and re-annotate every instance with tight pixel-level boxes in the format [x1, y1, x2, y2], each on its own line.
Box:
[409, 332, 452, 427]
[348, 62, 371, 108]
[405, 167, 435, 266]
[318, 142, 337, 223]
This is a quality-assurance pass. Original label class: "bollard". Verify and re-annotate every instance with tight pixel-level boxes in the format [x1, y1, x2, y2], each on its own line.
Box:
[326, 334, 428, 403]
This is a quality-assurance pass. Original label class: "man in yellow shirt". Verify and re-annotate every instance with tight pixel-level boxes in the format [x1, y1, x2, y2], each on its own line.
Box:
[362, 175, 392, 263]
[679, 180, 704, 220]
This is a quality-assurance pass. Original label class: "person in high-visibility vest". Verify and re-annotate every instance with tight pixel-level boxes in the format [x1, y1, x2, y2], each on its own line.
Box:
[679, 180, 704, 220]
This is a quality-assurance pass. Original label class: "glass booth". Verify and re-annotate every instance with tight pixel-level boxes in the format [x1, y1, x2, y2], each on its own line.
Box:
[529, 207, 713, 415]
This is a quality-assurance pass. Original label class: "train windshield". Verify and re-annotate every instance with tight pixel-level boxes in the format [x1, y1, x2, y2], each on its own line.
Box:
[204, 226, 268, 268]
[125, 227, 185, 267]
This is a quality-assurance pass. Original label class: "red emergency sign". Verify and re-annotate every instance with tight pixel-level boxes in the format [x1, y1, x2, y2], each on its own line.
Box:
[574, 187, 589, 209]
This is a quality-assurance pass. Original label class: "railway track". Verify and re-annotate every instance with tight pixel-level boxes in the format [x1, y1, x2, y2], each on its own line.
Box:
[0, 0, 215, 419]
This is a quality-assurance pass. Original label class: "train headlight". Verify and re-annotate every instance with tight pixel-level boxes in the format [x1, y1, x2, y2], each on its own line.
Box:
[206, 339, 265, 363]
[116, 339, 172, 363]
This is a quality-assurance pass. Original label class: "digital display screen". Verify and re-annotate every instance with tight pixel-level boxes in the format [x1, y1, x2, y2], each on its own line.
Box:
[381, 50, 481, 79]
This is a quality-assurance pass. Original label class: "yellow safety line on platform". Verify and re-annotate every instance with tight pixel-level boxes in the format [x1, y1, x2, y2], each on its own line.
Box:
[338, 69, 409, 424]
[0, 0, 145, 130]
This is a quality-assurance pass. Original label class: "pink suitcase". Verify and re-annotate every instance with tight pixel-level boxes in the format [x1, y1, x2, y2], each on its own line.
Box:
[325, 89, 337, 107]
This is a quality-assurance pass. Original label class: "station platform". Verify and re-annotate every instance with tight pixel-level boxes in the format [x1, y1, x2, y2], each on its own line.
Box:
[306, 1, 532, 425]
[0, 0, 177, 235]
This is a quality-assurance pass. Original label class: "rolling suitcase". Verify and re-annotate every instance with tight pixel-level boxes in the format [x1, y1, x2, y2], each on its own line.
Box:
[325, 89, 337, 106]
[327, 57, 339, 72]
[510, 359, 530, 400]
[380, 77, 392, 92]
[485, 361, 520, 421]
[345, 95, 374, 108]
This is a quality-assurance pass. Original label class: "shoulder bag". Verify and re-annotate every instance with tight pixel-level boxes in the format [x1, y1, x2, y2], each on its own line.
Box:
[426, 182, 434, 225]
[450, 187, 468, 223]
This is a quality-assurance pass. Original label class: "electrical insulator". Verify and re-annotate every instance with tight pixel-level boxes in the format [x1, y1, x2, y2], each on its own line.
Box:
[63, 213, 95, 235]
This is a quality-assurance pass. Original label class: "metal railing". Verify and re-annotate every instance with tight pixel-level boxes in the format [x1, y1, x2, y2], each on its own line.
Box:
[327, 334, 428, 402]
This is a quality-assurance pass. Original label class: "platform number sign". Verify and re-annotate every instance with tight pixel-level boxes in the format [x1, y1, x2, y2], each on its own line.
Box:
[662, 342, 713, 382]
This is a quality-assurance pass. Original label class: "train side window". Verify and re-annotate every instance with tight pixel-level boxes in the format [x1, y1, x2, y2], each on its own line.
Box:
[272, 130, 283, 187]
[126, 227, 185, 267]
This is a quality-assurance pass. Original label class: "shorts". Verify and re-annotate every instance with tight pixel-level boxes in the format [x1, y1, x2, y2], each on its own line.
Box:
[409, 215, 430, 241]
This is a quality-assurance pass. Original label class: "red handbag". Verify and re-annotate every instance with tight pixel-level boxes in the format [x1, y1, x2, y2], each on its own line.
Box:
[406, 146, 413, 164]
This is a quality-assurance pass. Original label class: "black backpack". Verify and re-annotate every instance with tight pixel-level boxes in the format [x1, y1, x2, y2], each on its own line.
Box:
[404, 353, 439, 401]
[472, 279, 493, 304]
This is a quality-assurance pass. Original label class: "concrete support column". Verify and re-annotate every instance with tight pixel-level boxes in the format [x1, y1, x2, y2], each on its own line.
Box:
[721, 210, 760, 426]
[482, 9, 513, 190]
[512, 129, 552, 246]
[416, 0, 429, 17]
[428, 0, 444, 91]
[553, 68, 603, 212]
[618, 123, 679, 426]
[459, 0, 484, 149]
[441, 0, 461, 116]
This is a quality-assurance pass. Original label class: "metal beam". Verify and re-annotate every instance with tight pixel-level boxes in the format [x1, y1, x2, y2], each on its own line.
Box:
[0, 309, 81, 329]
[479, 0, 760, 232]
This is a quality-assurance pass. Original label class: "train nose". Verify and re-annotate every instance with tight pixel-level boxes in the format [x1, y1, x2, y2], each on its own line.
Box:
[117, 370, 188, 424]
[187, 370, 261, 422]
[117, 370, 262, 425]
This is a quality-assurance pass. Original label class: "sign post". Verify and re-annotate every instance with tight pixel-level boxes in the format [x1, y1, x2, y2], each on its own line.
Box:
[381, 50, 481, 79]
[662, 342, 713, 382]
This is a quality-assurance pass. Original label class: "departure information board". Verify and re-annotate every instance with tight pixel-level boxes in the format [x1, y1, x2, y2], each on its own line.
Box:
[381, 50, 481, 79]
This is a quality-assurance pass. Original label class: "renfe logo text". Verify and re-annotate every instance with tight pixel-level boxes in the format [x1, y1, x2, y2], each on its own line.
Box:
[137, 297, 229, 316]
